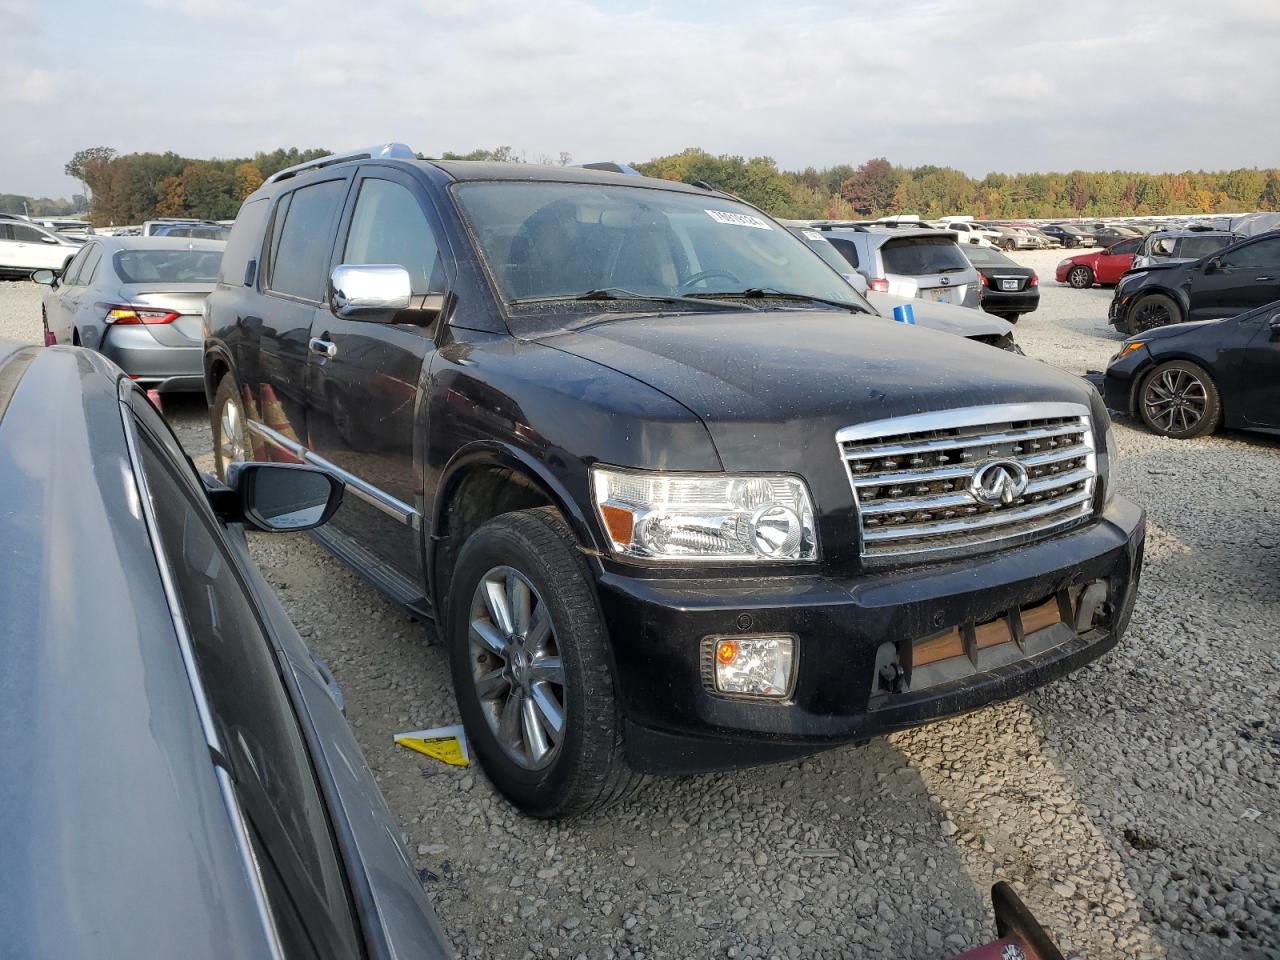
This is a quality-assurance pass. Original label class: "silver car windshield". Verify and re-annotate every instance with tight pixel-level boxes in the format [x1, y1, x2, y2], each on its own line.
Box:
[453, 182, 862, 309]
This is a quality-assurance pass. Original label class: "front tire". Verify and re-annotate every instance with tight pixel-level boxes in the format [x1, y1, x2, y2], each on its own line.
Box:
[1127, 293, 1181, 335]
[211, 373, 248, 481]
[1067, 265, 1093, 289]
[1137, 360, 1220, 439]
[447, 507, 639, 818]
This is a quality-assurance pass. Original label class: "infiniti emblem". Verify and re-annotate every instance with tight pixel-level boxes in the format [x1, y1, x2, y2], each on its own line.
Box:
[969, 459, 1029, 506]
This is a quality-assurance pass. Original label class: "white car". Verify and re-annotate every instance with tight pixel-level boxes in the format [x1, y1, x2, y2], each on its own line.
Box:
[0, 220, 80, 278]
[937, 219, 997, 247]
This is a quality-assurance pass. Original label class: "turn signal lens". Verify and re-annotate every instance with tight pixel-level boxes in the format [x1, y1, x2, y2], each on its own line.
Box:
[716, 640, 739, 665]
[599, 504, 635, 546]
[867, 278, 889, 292]
[1115, 340, 1147, 360]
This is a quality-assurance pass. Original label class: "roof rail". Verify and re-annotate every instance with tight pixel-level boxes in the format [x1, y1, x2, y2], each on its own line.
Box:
[266, 143, 418, 184]
[578, 161, 642, 176]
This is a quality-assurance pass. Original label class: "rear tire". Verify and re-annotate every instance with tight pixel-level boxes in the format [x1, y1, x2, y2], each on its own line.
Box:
[1137, 360, 1220, 439]
[1067, 265, 1093, 289]
[1126, 293, 1181, 335]
[211, 373, 248, 481]
[447, 507, 640, 818]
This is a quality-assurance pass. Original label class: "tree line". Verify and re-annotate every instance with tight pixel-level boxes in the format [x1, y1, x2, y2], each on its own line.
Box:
[39, 144, 1280, 226]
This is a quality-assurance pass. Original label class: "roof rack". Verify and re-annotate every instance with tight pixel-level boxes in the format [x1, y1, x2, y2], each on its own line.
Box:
[266, 143, 418, 184]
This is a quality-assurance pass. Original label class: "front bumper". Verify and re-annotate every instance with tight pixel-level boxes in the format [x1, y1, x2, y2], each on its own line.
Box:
[596, 497, 1145, 775]
[1099, 344, 1150, 414]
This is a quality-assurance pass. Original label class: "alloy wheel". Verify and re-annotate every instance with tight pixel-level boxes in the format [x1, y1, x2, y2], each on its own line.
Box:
[1068, 266, 1091, 288]
[1132, 300, 1171, 332]
[218, 397, 247, 473]
[1143, 368, 1207, 434]
[468, 566, 566, 771]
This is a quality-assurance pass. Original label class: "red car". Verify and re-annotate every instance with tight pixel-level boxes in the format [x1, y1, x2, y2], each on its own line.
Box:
[1055, 236, 1142, 288]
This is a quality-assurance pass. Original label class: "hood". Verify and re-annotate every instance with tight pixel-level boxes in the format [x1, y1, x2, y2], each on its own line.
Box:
[1132, 318, 1222, 342]
[545, 310, 1091, 473]
[868, 292, 1013, 340]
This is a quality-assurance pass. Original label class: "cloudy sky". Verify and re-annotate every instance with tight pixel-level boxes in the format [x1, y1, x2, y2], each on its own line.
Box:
[3, 0, 1277, 198]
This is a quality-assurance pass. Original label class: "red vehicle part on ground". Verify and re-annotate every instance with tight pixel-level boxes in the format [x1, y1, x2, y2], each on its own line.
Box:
[1055, 238, 1140, 288]
[946, 883, 1067, 960]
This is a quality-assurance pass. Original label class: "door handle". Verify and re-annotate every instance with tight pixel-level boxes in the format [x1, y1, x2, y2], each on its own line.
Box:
[1255, 276, 1274, 282]
[309, 338, 337, 358]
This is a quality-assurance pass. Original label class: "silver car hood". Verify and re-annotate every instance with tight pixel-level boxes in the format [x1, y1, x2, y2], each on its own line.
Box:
[867, 291, 1013, 340]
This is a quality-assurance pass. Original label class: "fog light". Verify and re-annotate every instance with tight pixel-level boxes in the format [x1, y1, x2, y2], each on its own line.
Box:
[704, 634, 796, 698]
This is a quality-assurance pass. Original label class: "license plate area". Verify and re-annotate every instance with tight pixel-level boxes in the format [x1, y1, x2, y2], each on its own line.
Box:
[1001, 279, 1019, 291]
[926, 288, 950, 303]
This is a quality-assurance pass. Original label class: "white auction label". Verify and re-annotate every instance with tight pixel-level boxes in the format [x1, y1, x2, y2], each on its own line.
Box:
[705, 209, 773, 230]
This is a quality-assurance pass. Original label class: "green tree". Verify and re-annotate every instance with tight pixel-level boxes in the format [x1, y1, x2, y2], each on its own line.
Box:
[65, 146, 116, 199]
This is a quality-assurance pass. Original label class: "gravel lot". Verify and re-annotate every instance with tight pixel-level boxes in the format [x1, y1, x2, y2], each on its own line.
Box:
[4, 249, 1277, 959]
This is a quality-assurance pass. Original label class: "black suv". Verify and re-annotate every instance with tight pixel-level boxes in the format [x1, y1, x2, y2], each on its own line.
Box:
[204, 144, 1146, 817]
[1110, 231, 1280, 335]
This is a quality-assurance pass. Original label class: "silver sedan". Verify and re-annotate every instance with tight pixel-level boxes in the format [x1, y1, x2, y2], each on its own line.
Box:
[35, 236, 224, 393]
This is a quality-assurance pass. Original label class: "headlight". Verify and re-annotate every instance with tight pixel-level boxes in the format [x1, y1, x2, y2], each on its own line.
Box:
[591, 466, 817, 562]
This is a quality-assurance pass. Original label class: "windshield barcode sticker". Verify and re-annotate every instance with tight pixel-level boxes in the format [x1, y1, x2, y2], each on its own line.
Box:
[706, 209, 773, 230]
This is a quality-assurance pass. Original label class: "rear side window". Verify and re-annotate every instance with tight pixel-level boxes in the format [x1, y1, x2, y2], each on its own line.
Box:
[825, 236, 860, 268]
[1109, 238, 1141, 255]
[880, 236, 970, 276]
[74, 244, 103, 287]
[11, 223, 49, 243]
[1179, 236, 1235, 260]
[58, 243, 92, 283]
[132, 418, 362, 960]
[220, 198, 271, 286]
[268, 179, 347, 301]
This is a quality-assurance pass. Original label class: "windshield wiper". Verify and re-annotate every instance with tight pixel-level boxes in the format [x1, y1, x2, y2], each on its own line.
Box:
[691, 288, 871, 314]
[515, 288, 753, 312]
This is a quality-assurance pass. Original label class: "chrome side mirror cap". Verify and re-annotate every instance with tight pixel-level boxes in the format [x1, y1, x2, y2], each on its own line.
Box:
[328, 263, 412, 321]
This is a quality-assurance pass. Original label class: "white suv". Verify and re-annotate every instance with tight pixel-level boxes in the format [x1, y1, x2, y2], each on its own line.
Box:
[0, 220, 79, 278]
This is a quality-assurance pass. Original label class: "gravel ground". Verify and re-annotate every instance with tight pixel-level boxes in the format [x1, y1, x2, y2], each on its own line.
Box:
[3, 254, 1277, 959]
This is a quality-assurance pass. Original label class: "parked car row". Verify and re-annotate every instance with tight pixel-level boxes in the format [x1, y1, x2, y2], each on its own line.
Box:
[0, 217, 81, 278]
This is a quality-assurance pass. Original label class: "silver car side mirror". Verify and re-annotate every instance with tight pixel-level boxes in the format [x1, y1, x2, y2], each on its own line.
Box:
[328, 263, 412, 321]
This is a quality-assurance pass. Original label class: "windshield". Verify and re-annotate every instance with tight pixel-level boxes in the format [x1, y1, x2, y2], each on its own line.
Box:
[113, 249, 223, 284]
[879, 236, 971, 276]
[453, 182, 862, 310]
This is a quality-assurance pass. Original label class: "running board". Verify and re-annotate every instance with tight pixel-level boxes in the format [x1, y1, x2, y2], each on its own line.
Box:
[310, 524, 434, 622]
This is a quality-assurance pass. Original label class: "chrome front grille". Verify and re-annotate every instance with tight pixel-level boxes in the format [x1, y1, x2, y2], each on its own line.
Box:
[838, 403, 1096, 562]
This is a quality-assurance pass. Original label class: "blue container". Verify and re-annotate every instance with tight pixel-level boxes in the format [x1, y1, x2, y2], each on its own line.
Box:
[892, 303, 916, 325]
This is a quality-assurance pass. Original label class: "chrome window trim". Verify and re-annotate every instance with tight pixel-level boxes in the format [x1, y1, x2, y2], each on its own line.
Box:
[117, 381, 286, 960]
[247, 417, 419, 528]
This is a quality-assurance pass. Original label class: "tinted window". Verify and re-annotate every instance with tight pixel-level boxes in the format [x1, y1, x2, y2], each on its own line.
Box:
[880, 236, 971, 276]
[113, 248, 222, 283]
[59, 244, 92, 283]
[219, 197, 271, 286]
[11, 223, 49, 243]
[961, 245, 1014, 267]
[1181, 236, 1236, 260]
[1108, 238, 1142, 255]
[269, 179, 346, 301]
[77, 244, 104, 286]
[1222, 237, 1280, 269]
[343, 178, 443, 296]
[824, 236, 860, 268]
[133, 421, 361, 960]
[0, 224, 10, 241]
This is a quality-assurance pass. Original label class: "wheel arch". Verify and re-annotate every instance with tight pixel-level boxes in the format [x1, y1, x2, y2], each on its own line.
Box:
[429, 443, 602, 611]
[1130, 351, 1228, 421]
[203, 341, 235, 406]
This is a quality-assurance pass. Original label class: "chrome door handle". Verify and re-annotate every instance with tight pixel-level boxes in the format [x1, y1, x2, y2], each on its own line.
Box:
[1255, 276, 1274, 282]
[309, 338, 337, 358]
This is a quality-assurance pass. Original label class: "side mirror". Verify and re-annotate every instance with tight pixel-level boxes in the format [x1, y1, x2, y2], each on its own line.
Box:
[328, 263, 412, 322]
[31, 269, 56, 285]
[214, 462, 344, 532]
[1205, 257, 1222, 274]
[40, 236, 59, 244]
[1270, 314, 1280, 339]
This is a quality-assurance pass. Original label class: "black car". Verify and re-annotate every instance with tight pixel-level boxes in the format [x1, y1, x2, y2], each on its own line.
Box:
[1089, 226, 1140, 247]
[1040, 224, 1094, 249]
[1098, 300, 1280, 439]
[960, 244, 1040, 321]
[203, 143, 1145, 818]
[0, 341, 452, 959]
[1108, 231, 1280, 335]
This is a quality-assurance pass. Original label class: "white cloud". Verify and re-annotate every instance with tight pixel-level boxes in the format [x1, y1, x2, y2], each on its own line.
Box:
[4, 0, 1278, 197]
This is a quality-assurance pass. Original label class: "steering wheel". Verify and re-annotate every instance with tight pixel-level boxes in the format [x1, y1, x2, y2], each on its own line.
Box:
[678, 269, 741, 292]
